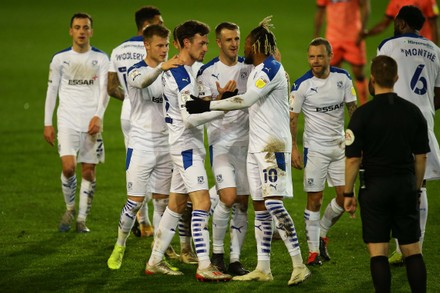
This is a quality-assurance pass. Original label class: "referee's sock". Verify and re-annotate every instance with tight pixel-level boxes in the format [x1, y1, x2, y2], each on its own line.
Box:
[370, 255, 391, 293]
[405, 254, 426, 293]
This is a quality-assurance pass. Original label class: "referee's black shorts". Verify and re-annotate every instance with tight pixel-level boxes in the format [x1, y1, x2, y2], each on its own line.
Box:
[358, 174, 420, 245]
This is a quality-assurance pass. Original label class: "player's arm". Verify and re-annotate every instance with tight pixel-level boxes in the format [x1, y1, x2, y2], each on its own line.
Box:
[314, 5, 326, 38]
[44, 58, 61, 147]
[107, 71, 124, 101]
[346, 101, 358, 118]
[181, 95, 224, 128]
[290, 110, 303, 170]
[363, 15, 393, 38]
[358, 0, 371, 44]
[428, 17, 439, 45]
[89, 56, 110, 135]
[434, 87, 440, 110]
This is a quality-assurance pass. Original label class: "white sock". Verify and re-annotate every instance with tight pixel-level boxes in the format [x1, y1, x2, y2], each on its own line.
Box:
[254, 210, 272, 274]
[137, 192, 152, 226]
[153, 198, 168, 230]
[178, 202, 192, 250]
[266, 199, 301, 257]
[77, 179, 95, 222]
[212, 201, 230, 254]
[209, 186, 219, 216]
[191, 210, 210, 269]
[230, 203, 248, 263]
[419, 187, 428, 251]
[149, 207, 181, 265]
[320, 198, 344, 237]
[304, 209, 320, 253]
[116, 199, 143, 246]
[61, 173, 76, 210]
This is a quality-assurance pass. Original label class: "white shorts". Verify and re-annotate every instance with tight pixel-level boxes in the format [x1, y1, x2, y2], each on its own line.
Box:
[57, 128, 104, 164]
[303, 144, 345, 192]
[170, 150, 209, 194]
[247, 152, 293, 201]
[121, 118, 131, 150]
[125, 148, 172, 196]
[425, 129, 440, 180]
[210, 144, 249, 195]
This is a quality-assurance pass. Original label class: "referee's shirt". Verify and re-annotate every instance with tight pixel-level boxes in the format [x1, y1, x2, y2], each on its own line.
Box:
[345, 92, 430, 177]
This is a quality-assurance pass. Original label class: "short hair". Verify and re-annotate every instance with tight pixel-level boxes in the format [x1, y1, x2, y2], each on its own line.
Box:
[371, 55, 398, 88]
[176, 20, 210, 48]
[70, 12, 93, 28]
[248, 16, 277, 56]
[215, 22, 239, 39]
[308, 37, 332, 55]
[142, 24, 170, 42]
[396, 5, 425, 31]
[135, 6, 161, 30]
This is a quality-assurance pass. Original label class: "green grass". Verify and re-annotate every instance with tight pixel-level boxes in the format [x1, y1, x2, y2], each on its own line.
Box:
[1, 0, 439, 292]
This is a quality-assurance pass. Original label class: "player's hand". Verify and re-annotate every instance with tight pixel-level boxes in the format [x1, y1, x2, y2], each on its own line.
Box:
[344, 197, 357, 219]
[88, 116, 102, 135]
[216, 80, 237, 100]
[44, 126, 55, 146]
[221, 89, 238, 100]
[161, 55, 183, 71]
[291, 147, 303, 170]
[186, 95, 211, 113]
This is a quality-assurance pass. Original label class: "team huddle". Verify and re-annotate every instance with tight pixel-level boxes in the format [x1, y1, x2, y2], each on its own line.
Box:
[43, 2, 439, 292]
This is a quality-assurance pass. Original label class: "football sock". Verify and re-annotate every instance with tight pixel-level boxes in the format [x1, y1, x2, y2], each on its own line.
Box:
[355, 78, 369, 105]
[320, 198, 344, 237]
[61, 173, 76, 210]
[304, 209, 320, 253]
[212, 201, 230, 254]
[405, 254, 426, 293]
[419, 187, 428, 251]
[191, 210, 210, 269]
[266, 200, 301, 257]
[370, 256, 391, 293]
[116, 199, 143, 246]
[230, 203, 248, 263]
[149, 207, 180, 265]
[137, 192, 152, 226]
[77, 179, 95, 222]
[178, 202, 192, 250]
[208, 186, 219, 216]
[152, 198, 168, 230]
[254, 210, 272, 274]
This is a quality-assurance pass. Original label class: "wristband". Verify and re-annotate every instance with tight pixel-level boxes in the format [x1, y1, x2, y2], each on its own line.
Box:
[343, 191, 354, 198]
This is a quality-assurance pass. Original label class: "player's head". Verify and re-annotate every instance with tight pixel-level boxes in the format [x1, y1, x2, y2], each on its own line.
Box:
[143, 24, 170, 63]
[394, 5, 425, 36]
[135, 6, 163, 31]
[307, 37, 333, 78]
[215, 22, 240, 61]
[369, 55, 398, 95]
[176, 20, 210, 62]
[69, 13, 93, 49]
[244, 16, 277, 64]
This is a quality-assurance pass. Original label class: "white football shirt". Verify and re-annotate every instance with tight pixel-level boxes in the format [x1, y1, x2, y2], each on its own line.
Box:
[126, 60, 169, 151]
[196, 56, 252, 146]
[44, 47, 109, 132]
[291, 67, 357, 148]
[109, 36, 145, 121]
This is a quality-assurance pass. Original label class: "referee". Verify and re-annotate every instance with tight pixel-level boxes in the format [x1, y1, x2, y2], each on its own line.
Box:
[343, 55, 429, 293]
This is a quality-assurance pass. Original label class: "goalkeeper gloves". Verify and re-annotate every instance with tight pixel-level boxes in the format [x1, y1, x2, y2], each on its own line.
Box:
[186, 95, 211, 113]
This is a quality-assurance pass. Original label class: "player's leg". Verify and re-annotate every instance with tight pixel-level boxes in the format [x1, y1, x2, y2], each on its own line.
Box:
[303, 148, 328, 265]
[344, 40, 368, 105]
[57, 128, 79, 232]
[146, 191, 186, 276]
[76, 132, 104, 232]
[178, 200, 197, 264]
[351, 64, 368, 105]
[59, 155, 77, 232]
